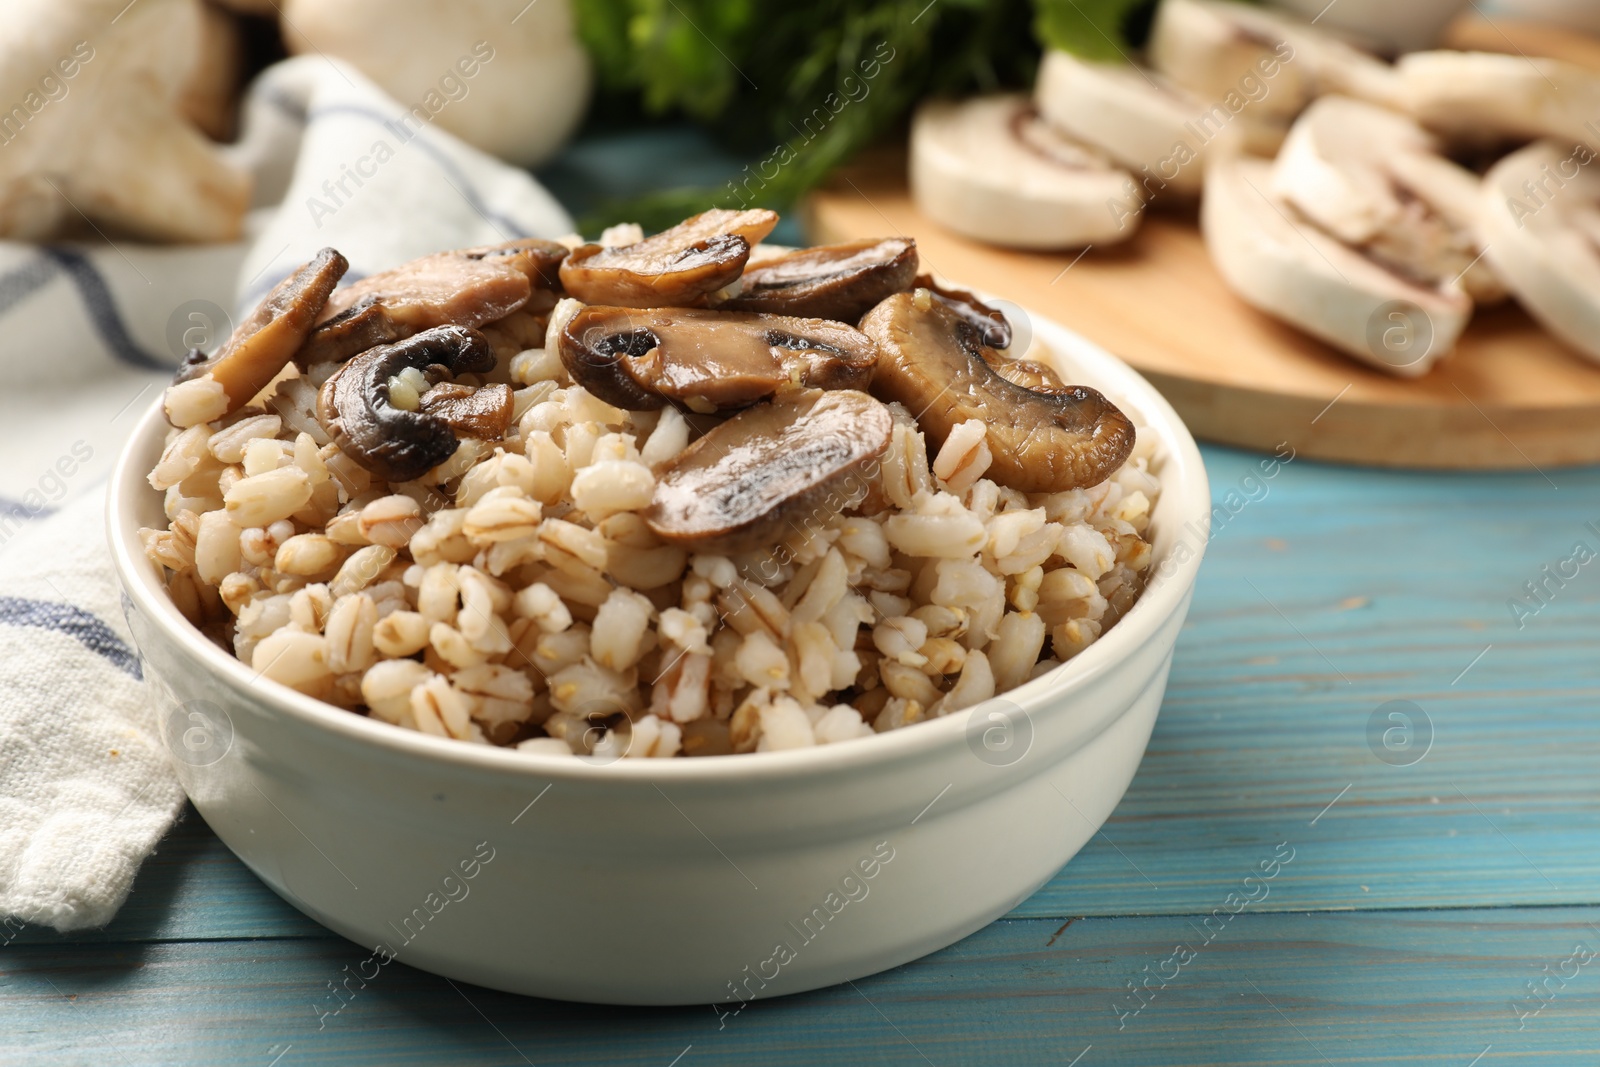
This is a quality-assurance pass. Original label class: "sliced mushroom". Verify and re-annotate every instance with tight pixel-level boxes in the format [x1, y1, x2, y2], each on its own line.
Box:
[1203, 155, 1471, 377]
[298, 238, 568, 366]
[1400, 51, 1600, 150]
[163, 248, 347, 427]
[1148, 0, 1402, 123]
[1035, 50, 1210, 198]
[860, 291, 1135, 492]
[988, 356, 1066, 393]
[910, 95, 1142, 249]
[718, 238, 918, 321]
[316, 324, 511, 482]
[645, 389, 892, 554]
[558, 306, 878, 413]
[558, 209, 780, 308]
[914, 274, 1012, 349]
[1478, 140, 1600, 365]
[1271, 96, 1506, 303]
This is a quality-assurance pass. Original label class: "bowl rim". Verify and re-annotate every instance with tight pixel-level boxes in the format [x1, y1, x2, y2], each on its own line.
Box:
[109, 307, 1211, 784]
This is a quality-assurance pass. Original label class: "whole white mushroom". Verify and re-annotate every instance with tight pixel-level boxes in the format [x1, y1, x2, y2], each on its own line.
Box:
[281, 0, 592, 168]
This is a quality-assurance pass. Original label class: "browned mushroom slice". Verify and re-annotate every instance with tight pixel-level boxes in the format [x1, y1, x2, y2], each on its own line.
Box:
[913, 273, 1012, 349]
[720, 238, 918, 321]
[860, 291, 1134, 492]
[317, 324, 511, 483]
[988, 357, 1065, 392]
[163, 247, 347, 427]
[646, 389, 892, 554]
[418, 381, 515, 439]
[558, 209, 779, 308]
[298, 238, 568, 365]
[559, 306, 877, 413]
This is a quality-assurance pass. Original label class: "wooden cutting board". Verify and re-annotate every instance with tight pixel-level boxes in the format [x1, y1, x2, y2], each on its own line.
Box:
[802, 19, 1600, 471]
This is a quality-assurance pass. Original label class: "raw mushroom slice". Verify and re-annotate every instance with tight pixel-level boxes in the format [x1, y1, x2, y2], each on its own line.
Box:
[910, 94, 1142, 249]
[860, 290, 1135, 492]
[645, 389, 892, 554]
[558, 306, 878, 413]
[1399, 51, 1600, 150]
[558, 209, 779, 308]
[1270, 96, 1506, 303]
[1148, 0, 1402, 124]
[1479, 141, 1600, 365]
[718, 238, 918, 321]
[1035, 50, 1210, 198]
[299, 238, 568, 366]
[163, 248, 348, 428]
[317, 324, 511, 482]
[1203, 155, 1471, 377]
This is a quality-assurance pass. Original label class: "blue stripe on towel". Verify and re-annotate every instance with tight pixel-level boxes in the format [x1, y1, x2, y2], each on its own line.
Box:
[40, 247, 172, 372]
[0, 255, 60, 317]
[260, 85, 307, 124]
[0, 596, 142, 679]
[0, 496, 56, 522]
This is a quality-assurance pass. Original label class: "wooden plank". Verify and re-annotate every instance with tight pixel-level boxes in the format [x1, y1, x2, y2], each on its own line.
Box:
[5, 910, 1599, 1065]
[1443, 15, 1600, 70]
[4, 810, 324, 947]
[1021, 448, 1600, 915]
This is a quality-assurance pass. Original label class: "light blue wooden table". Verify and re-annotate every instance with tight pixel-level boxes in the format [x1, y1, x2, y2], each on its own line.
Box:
[6, 130, 1599, 1065]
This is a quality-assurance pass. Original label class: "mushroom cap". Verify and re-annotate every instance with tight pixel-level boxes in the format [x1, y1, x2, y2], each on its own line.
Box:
[1034, 50, 1208, 198]
[316, 324, 509, 482]
[1203, 155, 1471, 377]
[645, 389, 893, 554]
[1270, 95, 1506, 303]
[860, 291, 1135, 492]
[558, 209, 779, 308]
[720, 238, 919, 322]
[558, 306, 878, 413]
[1479, 140, 1600, 365]
[168, 247, 348, 423]
[1400, 50, 1600, 150]
[909, 94, 1141, 250]
[301, 238, 567, 366]
[280, 0, 592, 168]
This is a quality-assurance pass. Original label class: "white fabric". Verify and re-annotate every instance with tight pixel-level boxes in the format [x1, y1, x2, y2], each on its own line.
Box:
[0, 57, 572, 931]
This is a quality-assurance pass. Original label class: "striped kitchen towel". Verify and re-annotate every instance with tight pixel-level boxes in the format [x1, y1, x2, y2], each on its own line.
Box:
[0, 56, 572, 931]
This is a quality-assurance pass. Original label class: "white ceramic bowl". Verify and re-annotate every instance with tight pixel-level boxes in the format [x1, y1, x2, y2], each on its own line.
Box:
[108, 309, 1209, 1005]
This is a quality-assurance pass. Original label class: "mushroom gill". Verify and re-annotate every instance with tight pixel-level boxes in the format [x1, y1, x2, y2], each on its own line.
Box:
[860, 290, 1135, 492]
[316, 324, 511, 483]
